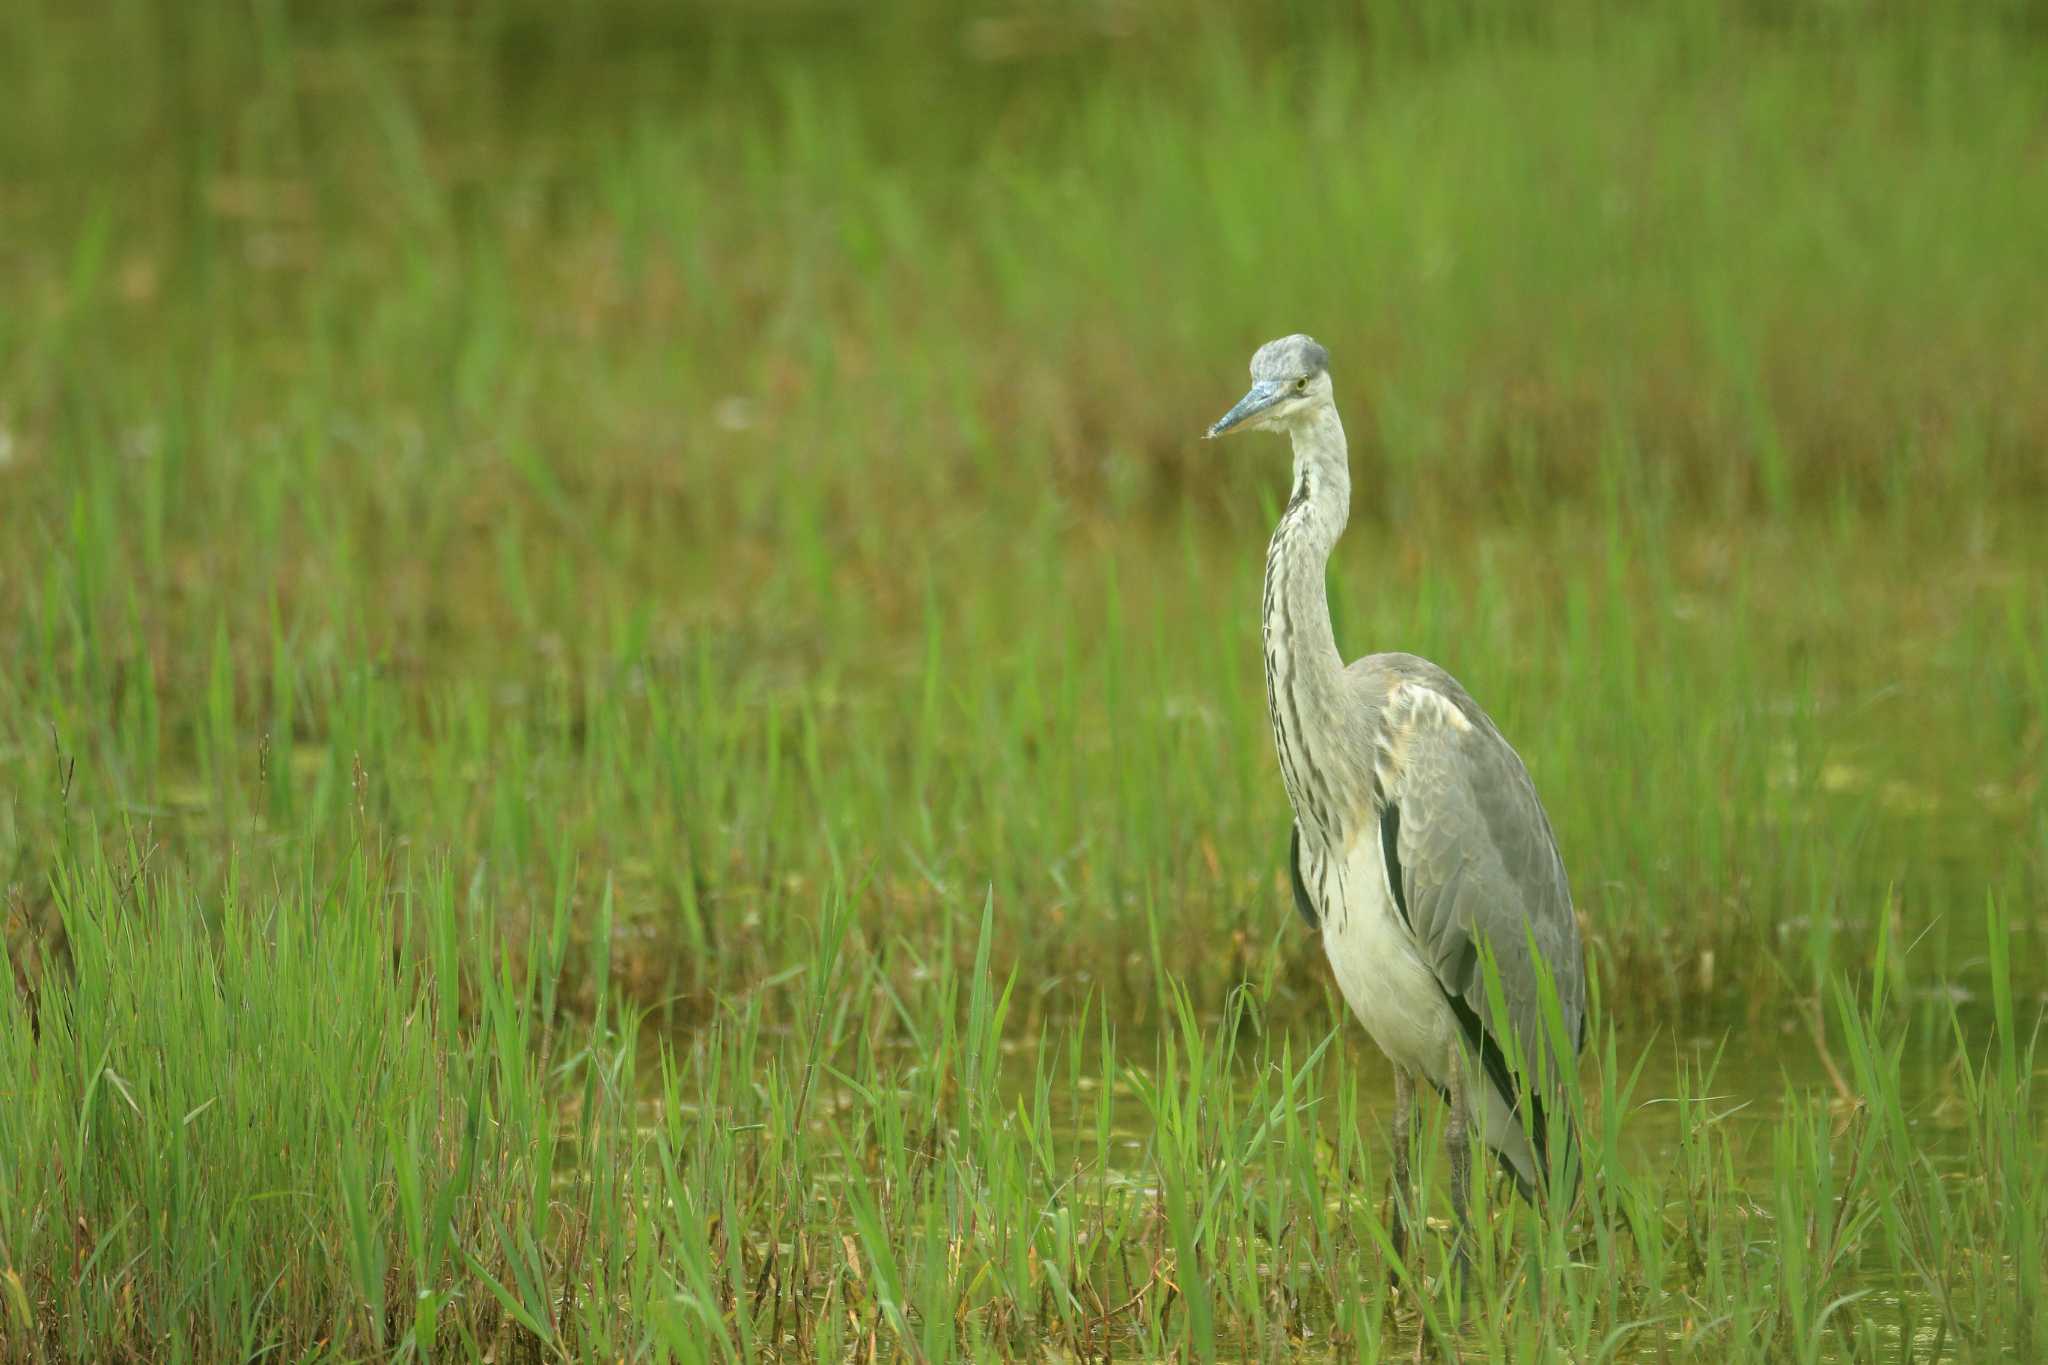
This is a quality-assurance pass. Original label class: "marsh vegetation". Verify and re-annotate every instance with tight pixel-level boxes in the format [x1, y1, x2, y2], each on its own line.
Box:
[2, 2, 2044, 1359]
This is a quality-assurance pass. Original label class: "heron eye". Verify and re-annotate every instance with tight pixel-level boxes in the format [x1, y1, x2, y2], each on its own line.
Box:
[1295, 377, 1309, 392]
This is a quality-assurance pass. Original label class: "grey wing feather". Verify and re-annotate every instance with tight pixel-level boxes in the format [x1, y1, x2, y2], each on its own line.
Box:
[1288, 823, 1319, 930]
[1365, 662, 1586, 1096]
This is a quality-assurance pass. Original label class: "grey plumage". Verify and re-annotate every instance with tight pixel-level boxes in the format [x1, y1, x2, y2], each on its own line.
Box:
[1251, 334, 1329, 382]
[1208, 335, 1587, 1255]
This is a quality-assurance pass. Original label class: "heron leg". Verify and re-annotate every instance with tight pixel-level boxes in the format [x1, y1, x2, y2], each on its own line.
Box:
[1386, 1067, 1416, 1281]
[1444, 1060, 1475, 1289]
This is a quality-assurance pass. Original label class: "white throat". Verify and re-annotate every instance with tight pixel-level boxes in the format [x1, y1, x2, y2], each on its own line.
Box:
[1260, 401, 1357, 849]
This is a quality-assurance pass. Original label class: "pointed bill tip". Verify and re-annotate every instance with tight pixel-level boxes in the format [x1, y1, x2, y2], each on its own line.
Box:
[1207, 378, 1286, 441]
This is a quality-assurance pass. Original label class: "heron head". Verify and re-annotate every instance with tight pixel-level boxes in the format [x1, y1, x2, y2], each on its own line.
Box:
[1205, 334, 1332, 439]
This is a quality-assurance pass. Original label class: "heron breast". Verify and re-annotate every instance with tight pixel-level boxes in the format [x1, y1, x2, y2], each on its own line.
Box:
[1319, 828, 1455, 1084]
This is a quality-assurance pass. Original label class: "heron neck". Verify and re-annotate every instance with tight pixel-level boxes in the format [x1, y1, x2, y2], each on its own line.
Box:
[1262, 405, 1354, 846]
[1283, 404, 1351, 564]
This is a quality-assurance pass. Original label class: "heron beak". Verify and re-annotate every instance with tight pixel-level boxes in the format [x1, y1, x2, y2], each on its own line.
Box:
[1205, 379, 1289, 439]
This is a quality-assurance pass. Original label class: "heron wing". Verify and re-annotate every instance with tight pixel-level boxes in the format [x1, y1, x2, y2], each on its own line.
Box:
[1368, 671, 1585, 1165]
[1288, 822, 1319, 930]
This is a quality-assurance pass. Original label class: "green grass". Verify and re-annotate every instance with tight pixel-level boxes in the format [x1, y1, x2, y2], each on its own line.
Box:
[4, 863, 2042, 1360]
[2, 1, 2045, 1359]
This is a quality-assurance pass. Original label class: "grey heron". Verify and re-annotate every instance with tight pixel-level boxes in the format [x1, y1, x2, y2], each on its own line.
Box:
[1207, 335, 1587, 1268]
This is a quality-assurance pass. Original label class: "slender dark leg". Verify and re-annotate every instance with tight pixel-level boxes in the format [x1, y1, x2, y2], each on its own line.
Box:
[1444, 1061, 1475, 1288]
[1386, 1067, 1416, 1280]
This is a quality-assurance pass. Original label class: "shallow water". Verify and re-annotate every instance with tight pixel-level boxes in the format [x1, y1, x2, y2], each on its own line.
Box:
[913, 994, 2028, 1360]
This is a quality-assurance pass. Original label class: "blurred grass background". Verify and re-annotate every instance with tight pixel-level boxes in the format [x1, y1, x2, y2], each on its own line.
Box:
[4, 0, 2042, 1020]
[1, 2, 2046, 1356]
